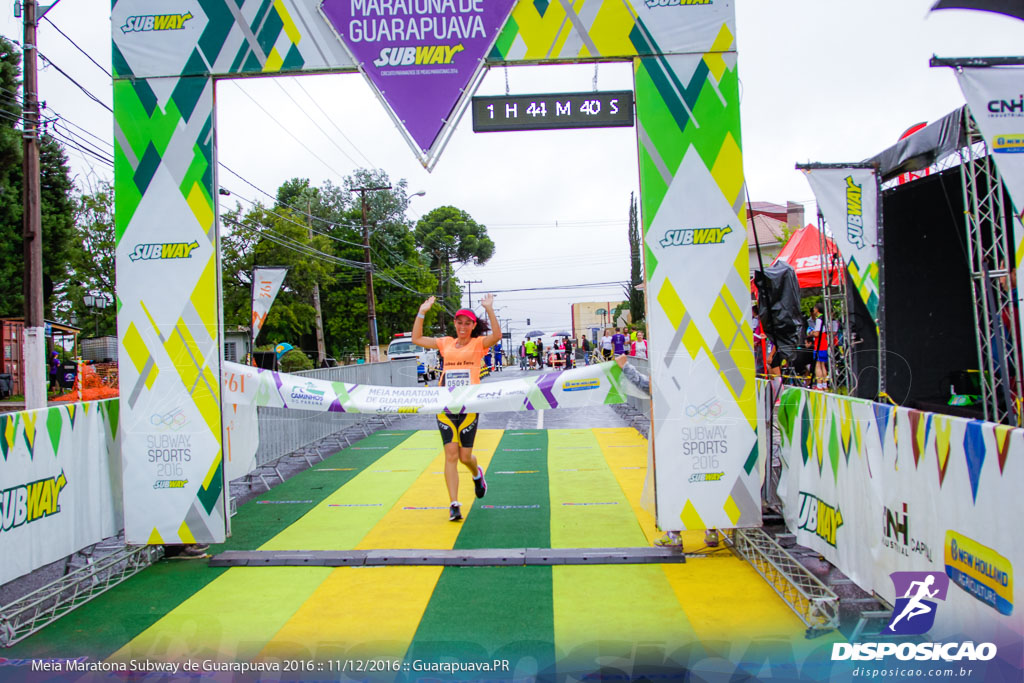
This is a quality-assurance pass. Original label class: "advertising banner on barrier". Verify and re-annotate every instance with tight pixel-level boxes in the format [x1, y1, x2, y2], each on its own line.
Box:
[802, 167, 881, 329]
[221, 359, 646, 414]
[251, 266, 288, 343]
[0, 401, 122, 586]
[777, 387, 1023, 643]
[954, 66, 1024, 349]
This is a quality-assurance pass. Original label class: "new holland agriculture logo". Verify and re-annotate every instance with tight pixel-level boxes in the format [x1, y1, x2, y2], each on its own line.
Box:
[832, 571, 997, 663]
[562, 378, 599, 392]
[121, 12, 193, 33]
[660, 227, 731, 247]
[129, 241, 200, 262]
[0, 472, 67, 533]
[993, 135, 1024, 154]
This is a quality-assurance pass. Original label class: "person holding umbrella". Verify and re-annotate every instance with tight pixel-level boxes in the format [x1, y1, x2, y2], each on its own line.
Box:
[412, 294, 501, 522]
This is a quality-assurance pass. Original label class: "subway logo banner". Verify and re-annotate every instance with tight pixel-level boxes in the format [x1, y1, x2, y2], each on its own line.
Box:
[0, 401, 122, 586]
[776, 386, 1022, 644]
[113, 0, 752, 541]
[802, 167, 881, 331]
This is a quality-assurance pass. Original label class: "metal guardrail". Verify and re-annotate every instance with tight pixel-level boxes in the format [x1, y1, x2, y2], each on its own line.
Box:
[730, 527, 840, 633]
[0, 543, 163, 647]
[254, 359, 417, 468]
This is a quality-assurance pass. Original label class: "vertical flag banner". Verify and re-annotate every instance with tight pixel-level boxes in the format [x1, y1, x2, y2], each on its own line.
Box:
[251, 266, 288, 342]
[803, 167, 882, 330]
[954, 66, 1024, 346]
[319, 0, 517, 168]
[113, 0, 751, 541]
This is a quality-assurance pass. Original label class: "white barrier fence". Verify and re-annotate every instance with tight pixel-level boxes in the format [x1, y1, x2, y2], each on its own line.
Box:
[0, 400, 122, 586]
[774, 386, 1022, 644]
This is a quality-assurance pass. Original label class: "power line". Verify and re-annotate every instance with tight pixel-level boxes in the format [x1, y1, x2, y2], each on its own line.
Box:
[229, 81, 350, 181]
[42, 16, 112, 78]
[291, 78, 376, 169]
[38, 52, 112, 112]
[273, 80, 362, 169]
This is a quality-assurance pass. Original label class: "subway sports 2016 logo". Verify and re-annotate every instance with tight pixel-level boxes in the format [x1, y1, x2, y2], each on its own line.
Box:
[129, 241, 200, 262]
[660, 226, 731, 247]
[121, 12, 193, 33]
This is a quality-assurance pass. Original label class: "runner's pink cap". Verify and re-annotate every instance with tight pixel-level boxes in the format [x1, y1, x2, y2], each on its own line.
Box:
[454, 309, 477, 322]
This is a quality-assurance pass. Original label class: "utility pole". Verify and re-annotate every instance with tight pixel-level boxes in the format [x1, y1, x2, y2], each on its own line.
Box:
[352, 184, 391, 363]
[22, 0, 45, 409]
[464, 280, 482, 309]
[306, 194, 326, 366]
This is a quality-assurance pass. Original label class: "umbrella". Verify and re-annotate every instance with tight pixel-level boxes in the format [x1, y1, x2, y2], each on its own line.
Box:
[524, 330, 545, 338]
[552, 331, 572, 338]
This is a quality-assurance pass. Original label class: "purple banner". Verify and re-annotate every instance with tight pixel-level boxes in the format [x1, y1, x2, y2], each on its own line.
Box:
[321, 0, 516, 154]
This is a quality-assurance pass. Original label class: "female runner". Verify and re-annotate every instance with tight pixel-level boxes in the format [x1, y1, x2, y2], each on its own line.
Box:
[412, 293, 502, 521]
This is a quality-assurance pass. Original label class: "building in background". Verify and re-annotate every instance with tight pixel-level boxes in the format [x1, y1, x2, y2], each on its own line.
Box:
[570, 301, 629, 344]
[747, 200, 805, 276]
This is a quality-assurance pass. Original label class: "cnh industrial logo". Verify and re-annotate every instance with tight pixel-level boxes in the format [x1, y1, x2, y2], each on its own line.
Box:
[832, 571, 997, 662]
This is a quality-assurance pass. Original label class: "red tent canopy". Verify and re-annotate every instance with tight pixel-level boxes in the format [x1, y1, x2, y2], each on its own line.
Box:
[771, 224, 843, 289]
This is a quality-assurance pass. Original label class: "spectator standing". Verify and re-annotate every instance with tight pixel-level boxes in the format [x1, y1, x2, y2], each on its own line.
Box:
[536, 338, 545, 368]
[630, 331, 648, 360]
[611, 328, 627, 357]
[525, 338, 537, 369]
[601, 330, 613, 361]
[811, 302, 829, 390]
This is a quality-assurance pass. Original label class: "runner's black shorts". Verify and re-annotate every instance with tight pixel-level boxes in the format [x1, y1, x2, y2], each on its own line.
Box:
[436, 411, 479, 448]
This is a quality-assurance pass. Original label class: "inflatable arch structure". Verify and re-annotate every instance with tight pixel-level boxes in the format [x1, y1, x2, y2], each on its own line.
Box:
[112, 0, 758, 544]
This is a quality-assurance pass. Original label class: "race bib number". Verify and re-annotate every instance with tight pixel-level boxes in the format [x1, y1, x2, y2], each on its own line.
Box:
[445, 370, 472, 388]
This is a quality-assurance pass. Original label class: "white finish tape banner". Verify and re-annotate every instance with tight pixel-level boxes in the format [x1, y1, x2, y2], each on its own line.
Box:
[221, 360, 645, 414]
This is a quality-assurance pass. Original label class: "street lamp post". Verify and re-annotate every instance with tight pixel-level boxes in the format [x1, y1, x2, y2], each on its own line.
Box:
[352, 184, 391, 363]
[83, 293, 109, 337]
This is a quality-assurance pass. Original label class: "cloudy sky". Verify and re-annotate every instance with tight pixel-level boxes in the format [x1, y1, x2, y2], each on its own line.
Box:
[3, 1, 1022, 344]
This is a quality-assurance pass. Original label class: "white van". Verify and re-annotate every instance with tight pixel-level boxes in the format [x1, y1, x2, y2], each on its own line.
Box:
[386, 333, 440, 383]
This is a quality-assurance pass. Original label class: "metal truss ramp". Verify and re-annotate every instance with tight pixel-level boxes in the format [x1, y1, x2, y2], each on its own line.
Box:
[730, 528, 839, 632]
[210, 547, 686, 568]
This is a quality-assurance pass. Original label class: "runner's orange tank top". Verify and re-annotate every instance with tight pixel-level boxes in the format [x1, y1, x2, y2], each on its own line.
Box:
[436, 337, 486, 388]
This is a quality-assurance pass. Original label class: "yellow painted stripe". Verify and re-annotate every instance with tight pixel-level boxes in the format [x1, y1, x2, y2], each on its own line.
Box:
[261, 430, 502, 660]
[357, 429, 500, 549]
[109, 567, 332, 663]
[594, 430, 813, 644]
[548, 429, 645, 547]
[550, 429, 695, 663]
[259, 431, 441, 550]
[260, 566, 444, 661]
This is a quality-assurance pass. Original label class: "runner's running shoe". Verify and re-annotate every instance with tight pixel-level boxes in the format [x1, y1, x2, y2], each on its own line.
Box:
[449, 502, 462, 522]
[474, 468, 487, 499]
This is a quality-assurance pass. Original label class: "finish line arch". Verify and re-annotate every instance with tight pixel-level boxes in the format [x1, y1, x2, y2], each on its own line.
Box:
[112, 0, 758, 544]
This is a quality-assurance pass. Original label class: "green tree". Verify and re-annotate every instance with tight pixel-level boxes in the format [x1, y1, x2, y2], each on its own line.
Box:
[626, 192, 644, 325]
[220, 201, 334, 350]
[63, 181, 115, 335]
[0, 38, 75, 318]
[413, 205, 494, 331]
